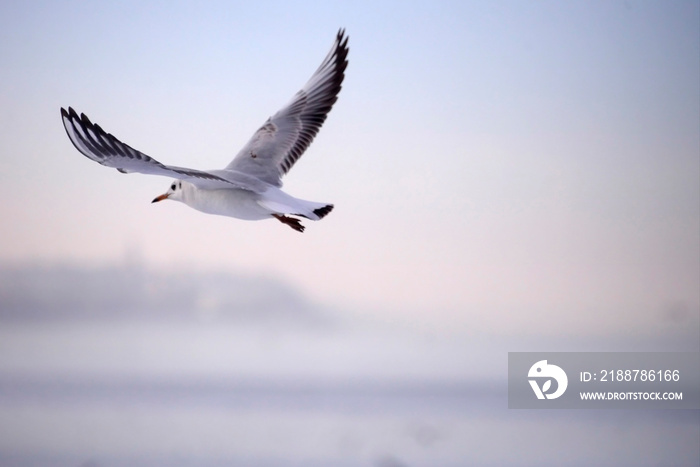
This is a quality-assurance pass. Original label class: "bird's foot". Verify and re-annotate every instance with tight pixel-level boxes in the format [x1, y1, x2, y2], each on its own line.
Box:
[272, 214, 305, 233]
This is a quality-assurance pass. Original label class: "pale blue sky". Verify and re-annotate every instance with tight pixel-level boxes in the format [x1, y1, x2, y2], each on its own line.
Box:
[1, 0, 698, 342]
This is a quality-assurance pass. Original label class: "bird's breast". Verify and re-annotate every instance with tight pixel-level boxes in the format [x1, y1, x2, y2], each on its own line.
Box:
[185, 188, 268, 220]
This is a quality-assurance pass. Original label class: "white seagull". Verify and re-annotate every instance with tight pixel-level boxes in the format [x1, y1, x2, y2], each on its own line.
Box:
[61, 29, 348, 232]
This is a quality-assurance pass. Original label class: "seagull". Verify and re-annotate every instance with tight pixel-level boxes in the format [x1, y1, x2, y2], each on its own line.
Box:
[61, 29, 348, 233]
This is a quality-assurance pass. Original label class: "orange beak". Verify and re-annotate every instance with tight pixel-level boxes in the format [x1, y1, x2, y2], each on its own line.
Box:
[151, 193, 170, 203]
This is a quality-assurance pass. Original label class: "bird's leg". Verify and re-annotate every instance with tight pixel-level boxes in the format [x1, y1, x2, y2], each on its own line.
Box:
[272, 214, 305, 233]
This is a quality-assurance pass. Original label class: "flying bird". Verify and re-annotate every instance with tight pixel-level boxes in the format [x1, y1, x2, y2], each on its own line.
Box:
[61, 29, 348, 232]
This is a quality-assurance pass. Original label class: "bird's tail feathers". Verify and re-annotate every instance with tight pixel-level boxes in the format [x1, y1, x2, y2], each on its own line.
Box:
[258, 196, 333, 221]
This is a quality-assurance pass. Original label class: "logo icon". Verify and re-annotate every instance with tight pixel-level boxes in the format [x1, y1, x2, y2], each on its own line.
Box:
[528, 360, 568, 400]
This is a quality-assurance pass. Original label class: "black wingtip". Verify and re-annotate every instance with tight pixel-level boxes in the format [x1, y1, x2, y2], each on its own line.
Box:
[313, 204, 334, 219]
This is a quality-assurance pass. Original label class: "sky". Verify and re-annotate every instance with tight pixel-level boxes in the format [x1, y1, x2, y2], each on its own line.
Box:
[0, 0, 698, 344]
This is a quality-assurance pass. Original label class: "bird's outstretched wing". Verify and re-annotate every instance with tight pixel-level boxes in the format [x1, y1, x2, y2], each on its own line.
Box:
[224, 29, 349, 187]
[61, 107, 266, 191]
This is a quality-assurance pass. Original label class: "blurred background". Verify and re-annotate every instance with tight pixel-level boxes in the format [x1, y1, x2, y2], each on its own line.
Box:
[0, 1, 698, 466]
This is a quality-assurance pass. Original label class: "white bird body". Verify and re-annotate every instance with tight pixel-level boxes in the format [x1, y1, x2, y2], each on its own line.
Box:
[166, 180, 330, 222]
[61, 30, 348, 232]
[177, 181, 271, 221]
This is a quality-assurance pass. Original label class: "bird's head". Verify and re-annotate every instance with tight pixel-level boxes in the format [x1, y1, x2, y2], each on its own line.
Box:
[152, 180, 186, 203]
